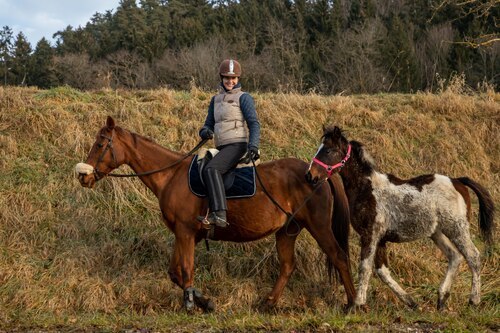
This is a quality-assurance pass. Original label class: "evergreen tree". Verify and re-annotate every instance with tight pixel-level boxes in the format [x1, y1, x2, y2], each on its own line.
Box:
[0, 26, 13, 85]
[112, 0, 148, 55]
[30, 38, 58, 88]
[379, 14, 421, 92]
[11, 32, 32, 85]
[140, 0, 169, 61]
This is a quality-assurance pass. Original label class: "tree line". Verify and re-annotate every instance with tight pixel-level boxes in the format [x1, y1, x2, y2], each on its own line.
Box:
[0, 0, 498, 93]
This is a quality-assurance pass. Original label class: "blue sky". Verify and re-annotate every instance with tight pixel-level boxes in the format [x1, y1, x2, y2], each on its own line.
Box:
[0, 0, 120, 47]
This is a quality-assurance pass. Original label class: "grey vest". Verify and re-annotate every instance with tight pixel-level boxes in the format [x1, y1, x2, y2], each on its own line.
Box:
[213, 87, 249, 147]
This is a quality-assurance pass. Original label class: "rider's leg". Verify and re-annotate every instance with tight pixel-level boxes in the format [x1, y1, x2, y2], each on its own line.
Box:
[202, 142, 247, 226]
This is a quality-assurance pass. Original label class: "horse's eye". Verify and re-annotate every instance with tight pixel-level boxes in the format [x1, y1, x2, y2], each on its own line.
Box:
[97, 143, 104, 148]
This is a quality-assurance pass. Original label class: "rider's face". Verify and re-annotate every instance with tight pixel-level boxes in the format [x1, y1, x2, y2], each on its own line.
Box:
[222, 76, 239, 91]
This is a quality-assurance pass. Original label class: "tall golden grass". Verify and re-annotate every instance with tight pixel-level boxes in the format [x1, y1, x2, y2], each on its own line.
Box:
[0, 83, 498, 331]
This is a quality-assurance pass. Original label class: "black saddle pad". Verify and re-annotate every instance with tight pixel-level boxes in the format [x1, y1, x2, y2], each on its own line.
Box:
[188, 155, 256, 198]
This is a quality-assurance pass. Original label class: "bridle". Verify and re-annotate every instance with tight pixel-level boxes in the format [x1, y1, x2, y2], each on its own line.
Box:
[90, 130, 208, 179]
[93, 132, 118, 180]
[309, 143, 351, 177]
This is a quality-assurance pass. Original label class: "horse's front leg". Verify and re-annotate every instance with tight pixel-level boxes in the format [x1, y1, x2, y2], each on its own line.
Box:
[169, 229, 215, 312]
[263, 228, 299, 309]
[355, 235, 379, 307]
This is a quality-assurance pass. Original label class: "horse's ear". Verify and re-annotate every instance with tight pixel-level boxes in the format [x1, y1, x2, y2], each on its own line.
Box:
[333, 126, 341, 136]
[106, 116, 115, 130]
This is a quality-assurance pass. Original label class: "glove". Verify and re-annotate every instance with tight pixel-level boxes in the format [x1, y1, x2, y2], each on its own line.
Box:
[248, 146, 260, 161]
[200, 128, 213, 140]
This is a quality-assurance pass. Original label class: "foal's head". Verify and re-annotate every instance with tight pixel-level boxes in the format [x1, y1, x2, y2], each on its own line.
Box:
[76, 116, 127, 188]
[306, 126, 351, 185]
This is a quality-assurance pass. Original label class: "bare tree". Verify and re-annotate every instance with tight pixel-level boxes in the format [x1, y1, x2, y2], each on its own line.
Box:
[432, 0, 499, 48]
[415, 23, 454, 90]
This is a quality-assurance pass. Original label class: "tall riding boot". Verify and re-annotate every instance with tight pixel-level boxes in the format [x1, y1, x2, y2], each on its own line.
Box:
[202, 167, 228, 227]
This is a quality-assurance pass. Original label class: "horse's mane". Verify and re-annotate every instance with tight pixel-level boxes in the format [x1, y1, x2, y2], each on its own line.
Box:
[323, 126, 376, 174]
[113, 126, 157, 147]
[350, 140, 376, 171]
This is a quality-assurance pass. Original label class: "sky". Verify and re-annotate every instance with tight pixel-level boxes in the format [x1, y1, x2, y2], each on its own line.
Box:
[0, 0, 121, 47]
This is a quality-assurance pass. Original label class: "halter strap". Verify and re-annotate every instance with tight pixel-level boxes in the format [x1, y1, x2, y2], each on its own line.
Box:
[311, 144, 351, 177]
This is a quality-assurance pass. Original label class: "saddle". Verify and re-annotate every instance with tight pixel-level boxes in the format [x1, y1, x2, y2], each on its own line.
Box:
[188, 148, 259, 198]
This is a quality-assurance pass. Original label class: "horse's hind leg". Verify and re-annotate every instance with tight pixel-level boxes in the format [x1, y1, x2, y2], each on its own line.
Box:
[264, 228, 298, 308]
[375, 244, 417, 309]
[445, 224, 482, 306]
[431, 230, 463, 310]
[306, 224, 356, 307]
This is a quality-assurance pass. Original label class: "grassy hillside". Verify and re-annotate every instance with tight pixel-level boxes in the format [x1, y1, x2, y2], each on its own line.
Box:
[0, 84, 498, 332]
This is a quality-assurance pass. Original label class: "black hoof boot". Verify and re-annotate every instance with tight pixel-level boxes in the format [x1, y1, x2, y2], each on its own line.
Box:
[184, 287, 196, 312]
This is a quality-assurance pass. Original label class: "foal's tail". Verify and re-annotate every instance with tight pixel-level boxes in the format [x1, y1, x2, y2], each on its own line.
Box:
[457, 177, 495, 248]
[327, 174, 352, 281]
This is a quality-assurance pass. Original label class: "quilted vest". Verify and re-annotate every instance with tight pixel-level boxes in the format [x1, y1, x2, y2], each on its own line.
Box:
[213, 87, 248, 147]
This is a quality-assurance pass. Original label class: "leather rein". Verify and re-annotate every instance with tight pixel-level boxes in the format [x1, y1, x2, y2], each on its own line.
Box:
[92, 132, 208, 180]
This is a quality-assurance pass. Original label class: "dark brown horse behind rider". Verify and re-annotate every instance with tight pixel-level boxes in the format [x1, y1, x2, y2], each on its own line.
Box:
[76, 116, 356, 312]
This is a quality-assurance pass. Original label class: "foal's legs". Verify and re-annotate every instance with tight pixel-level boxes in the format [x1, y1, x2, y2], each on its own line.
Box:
[355, 234, 380, 306]
[431, 230, 463, 310]
[306, 224, 356, 306]
[445, 225, 482, 305]
[264, 228, 298, 307]
[374, 244, 417, 309]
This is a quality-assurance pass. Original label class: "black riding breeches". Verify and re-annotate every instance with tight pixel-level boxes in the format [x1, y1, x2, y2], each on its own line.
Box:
[202, 142, 247, 212]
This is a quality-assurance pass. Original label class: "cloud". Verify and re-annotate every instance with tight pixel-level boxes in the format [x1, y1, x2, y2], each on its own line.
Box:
[0, 0, 119, 46]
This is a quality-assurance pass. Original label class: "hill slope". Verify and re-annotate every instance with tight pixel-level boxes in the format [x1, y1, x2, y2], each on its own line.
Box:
[0, 86, 498, 332]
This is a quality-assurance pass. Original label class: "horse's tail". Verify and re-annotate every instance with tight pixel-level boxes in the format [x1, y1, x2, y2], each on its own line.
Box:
[457, 177, 495, 248]
[327, 174, 352, 282]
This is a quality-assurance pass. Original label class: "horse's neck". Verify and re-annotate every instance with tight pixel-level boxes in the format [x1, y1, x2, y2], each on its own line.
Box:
[124, 132, 184, 197]
[340, 145, 375, 199]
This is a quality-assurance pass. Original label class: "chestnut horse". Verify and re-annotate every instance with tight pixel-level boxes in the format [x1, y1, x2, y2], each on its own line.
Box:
[306, 126, 494, 310]
[77, 117, 356, 312]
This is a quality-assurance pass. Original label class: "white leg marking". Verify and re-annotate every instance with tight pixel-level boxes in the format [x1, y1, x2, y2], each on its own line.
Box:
[376, 265, 413, 305]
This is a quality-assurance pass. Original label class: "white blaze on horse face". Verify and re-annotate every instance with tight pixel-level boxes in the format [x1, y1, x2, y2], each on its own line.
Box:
[308, 143, 324, 171]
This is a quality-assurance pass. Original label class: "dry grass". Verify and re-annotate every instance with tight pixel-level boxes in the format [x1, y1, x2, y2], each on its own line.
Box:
[0, 84, 498, 332]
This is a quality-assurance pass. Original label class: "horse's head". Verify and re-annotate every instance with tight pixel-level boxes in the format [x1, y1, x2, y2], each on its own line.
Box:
[306, 125, 351, 185]
[76, 116, 127, 188]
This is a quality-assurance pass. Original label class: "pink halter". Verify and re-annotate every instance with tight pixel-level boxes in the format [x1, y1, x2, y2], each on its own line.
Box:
[311, 144, 351, 177]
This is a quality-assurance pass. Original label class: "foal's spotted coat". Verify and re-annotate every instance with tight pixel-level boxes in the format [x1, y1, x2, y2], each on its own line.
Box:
[307, 126, 495, 310]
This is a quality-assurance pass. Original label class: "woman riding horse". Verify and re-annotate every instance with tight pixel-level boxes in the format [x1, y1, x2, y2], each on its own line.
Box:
[198, 59, 260, 228]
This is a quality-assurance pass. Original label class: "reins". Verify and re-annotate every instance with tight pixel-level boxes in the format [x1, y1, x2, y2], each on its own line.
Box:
[93, 132, 326, 238]
[96, 136, 208, 179]
[251, 159, 328, 237]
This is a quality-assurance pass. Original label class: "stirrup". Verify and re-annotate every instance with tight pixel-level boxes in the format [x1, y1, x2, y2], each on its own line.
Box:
[197, 212, 229, 228]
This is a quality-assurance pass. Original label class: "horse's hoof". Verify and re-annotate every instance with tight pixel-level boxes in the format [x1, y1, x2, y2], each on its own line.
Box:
[195, 297, 216, 313]
[437, 292, 450, 311]
[346, 304, 368, 313]
[256, 298, 277, 313]
[468, 298, 480, 307]
[205, 300, 215, 312]
[408, 299, 418, 310]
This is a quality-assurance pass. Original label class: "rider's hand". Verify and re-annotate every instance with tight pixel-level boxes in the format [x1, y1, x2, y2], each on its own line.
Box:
[200, 128, 214, 140]
[248, 146, 259, 161]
